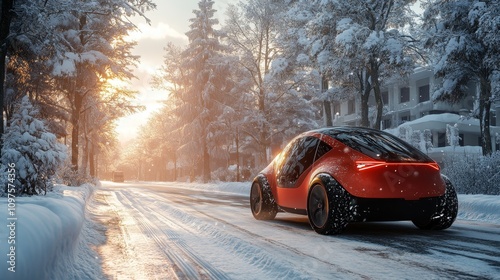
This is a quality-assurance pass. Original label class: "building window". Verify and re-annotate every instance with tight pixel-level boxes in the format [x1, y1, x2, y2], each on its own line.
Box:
[382, 118, 392, 129]
[491, 112, 497, 126]
[459, 133, 464, 146]
[400, 87, 410, 103]
[382, 91, 389, 105]
[348, 99, 356, 115]
[333, 102, 341, 116]
[421, 111, 429, 118]
[419, 85, 430, 102]
[438, 132, 446, 147]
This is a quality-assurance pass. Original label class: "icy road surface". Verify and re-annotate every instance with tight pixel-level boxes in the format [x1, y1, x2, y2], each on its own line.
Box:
[93, 181, 500, 279]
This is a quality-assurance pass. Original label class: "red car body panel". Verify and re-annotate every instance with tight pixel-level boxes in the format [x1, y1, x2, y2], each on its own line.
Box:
[261, 129, 447, 212]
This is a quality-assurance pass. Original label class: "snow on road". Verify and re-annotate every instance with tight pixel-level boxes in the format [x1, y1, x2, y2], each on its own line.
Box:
[94, 181, 500, 279]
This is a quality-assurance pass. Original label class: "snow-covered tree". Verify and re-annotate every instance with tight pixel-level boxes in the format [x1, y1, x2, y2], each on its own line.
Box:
[224, 0, 319, 166]
[423, 0, 499, 155]
[1, 96, 67, 195]
[174, 0, 233, 182]
[0, 0, 15, 143]
[1, 0, 155, 174]
[46, 0, 154, 171]
[280, 0, 421, 129]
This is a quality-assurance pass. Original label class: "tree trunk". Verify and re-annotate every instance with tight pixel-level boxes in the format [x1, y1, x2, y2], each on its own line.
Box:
[360, 71, 370, 127]
[323, 101, 333, 126]
[0, 0, 15, 152]
[235, 129, 240, 182]
[370, 59, 383, 130]
[71, 91, 83, 171]
[89, 144, 95, 177]
[201, 121, 211, 183]
[479, 77, 492, 156]
[203, 142, 210, 183]
[321, 75, 333, 126]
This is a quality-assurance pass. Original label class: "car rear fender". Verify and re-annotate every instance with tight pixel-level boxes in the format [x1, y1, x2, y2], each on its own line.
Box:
[309, 173, 345, 195]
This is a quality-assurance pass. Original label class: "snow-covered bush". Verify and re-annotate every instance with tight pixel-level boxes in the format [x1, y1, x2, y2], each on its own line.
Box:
[1, 96, 67, 195]
[446, 124, 460, 148]
[441, 152, 500, 195]
[397, 125, 433, 153]
[211, 166, 238, 182]
[55, 160, 93, 187]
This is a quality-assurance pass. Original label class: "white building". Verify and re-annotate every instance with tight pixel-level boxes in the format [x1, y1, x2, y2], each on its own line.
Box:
[325, 68, 500, 158]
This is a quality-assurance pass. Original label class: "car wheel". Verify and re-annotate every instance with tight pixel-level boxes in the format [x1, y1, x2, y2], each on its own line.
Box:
[412, 175, 458, 230]
[307, 174, 352, 235]
[250, 175, 278, 220]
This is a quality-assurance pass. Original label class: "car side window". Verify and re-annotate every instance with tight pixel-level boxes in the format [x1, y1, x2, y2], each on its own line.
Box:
[277, 136, 320, 188]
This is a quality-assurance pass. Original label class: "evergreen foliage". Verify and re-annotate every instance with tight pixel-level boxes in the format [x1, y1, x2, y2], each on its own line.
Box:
[1, 96, 67, 195]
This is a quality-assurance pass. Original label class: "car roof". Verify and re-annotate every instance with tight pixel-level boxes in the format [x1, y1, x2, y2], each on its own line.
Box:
[310, 126, 433, 163]
[313, 126, 383, 135]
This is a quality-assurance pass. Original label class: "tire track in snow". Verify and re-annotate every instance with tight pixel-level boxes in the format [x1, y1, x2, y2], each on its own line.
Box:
[131, 190, 371, 279]
[115, 190, 229, 279]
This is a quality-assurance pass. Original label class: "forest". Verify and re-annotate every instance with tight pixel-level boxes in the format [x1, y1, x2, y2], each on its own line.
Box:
[0, 0, 498, 195]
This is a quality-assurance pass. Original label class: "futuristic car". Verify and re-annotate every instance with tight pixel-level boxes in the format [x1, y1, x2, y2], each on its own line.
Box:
[250, 127, 458, 235]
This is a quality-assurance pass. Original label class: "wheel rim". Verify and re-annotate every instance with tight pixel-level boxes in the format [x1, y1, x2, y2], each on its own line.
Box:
[309, 184, 328, 228]
[250, 183, 262, 215]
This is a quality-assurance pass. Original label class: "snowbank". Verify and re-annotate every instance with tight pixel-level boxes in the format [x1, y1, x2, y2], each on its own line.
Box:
[0, 184, 103, 280]
[457, 195, 500, 225]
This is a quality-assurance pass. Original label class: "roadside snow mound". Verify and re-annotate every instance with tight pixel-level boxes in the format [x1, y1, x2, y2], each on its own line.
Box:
[458, 195, 500, 225]
[0, 184, 103, 280]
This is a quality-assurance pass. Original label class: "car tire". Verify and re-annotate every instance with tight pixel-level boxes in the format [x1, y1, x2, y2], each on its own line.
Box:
[412, 175, 458, 230]
[307, 174, 353, 235]
[250, 175, 278, 220]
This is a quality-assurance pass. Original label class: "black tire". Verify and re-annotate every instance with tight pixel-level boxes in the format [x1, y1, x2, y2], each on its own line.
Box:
[412, 175, 458, 230]
[307, 174, 353, 235]
[250, 175, 278, 220]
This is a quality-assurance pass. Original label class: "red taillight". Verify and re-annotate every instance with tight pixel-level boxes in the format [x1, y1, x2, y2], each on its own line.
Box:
[356, 161, 440, 171]
[356, 161, 386, 171]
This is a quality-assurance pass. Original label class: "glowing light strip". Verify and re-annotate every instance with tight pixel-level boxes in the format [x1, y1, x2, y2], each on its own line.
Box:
[356, 161, 440, 171]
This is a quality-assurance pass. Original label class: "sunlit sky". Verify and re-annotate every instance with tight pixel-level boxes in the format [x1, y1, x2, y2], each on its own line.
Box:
[115, 0, 230, 142]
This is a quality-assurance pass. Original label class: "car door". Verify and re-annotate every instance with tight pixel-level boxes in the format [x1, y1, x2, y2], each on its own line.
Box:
[276, 136, 320, 209]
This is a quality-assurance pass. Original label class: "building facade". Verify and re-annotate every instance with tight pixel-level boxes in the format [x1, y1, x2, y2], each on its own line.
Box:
[325, 68, 500, 158]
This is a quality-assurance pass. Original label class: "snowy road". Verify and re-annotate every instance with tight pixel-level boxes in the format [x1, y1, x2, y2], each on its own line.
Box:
[92, 181, 500, 279]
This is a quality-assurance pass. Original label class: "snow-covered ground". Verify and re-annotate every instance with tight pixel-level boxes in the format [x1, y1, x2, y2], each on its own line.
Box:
[0, 184, 105, 280]
[0, 181, 499, 279]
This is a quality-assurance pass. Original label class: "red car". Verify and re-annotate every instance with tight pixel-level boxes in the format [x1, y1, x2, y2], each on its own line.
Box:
[250, 127, 458, 235]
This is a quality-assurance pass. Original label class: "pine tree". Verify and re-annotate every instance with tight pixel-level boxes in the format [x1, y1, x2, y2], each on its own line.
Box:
[176, 0, 232, 182]
[1, 96, 67, 195]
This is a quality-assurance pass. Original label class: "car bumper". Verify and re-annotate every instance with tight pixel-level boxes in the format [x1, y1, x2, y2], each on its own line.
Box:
[350, 196, 442, 222]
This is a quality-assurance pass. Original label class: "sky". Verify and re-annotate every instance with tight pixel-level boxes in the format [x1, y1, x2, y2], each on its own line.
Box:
[115, 0, 230, 142]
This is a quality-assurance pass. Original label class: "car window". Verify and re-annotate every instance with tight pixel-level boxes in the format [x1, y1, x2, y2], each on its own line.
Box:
[314, 138, 332, 161]
[277, 136, 330, 188]
[324, 128, 432, 162]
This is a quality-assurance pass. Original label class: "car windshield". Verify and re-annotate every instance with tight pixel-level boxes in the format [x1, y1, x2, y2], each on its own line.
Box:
[323, 128, 433, 162]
